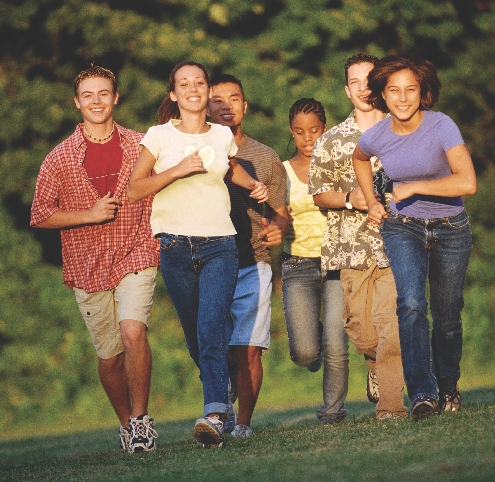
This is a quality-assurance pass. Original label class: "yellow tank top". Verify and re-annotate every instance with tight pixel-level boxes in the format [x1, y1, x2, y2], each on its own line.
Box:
[283, 161, 327, 257]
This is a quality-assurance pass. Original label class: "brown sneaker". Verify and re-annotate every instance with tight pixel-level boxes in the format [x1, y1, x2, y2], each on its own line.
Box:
[440, 385, 461, 413]
[412, 397, 438, 421]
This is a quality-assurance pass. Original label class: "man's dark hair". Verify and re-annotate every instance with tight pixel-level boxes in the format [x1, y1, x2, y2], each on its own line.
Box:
[210, 74, 245, 100]
[344, 53, 380, 84]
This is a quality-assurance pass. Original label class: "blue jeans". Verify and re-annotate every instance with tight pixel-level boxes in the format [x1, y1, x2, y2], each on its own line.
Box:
[381, 209, 472, 405]
[281, 254, 349, 422]
[160, 234, 239, 416]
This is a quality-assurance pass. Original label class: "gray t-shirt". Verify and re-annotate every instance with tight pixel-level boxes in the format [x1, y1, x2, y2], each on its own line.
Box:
[359, 110, 464, 219]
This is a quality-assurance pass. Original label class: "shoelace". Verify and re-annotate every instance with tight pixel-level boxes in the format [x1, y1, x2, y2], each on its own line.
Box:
[132, 420, 158, 439]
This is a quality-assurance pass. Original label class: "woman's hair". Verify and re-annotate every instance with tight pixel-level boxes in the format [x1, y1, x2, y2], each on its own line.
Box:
[287, 98, 326, 154]
[158, 61, 210, 124]
[367, 53, 441, 113]
[288, 98, 326, 127]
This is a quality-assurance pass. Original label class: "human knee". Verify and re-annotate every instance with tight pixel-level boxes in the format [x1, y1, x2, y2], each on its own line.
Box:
[120, 319, 148, 348]
[290, 348, 320, 367]
[397, 295, 427, 320]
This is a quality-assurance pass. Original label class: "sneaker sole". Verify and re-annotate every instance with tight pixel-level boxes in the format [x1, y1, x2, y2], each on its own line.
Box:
[412, 404, 437, 422]
[193, 421, 224, 447]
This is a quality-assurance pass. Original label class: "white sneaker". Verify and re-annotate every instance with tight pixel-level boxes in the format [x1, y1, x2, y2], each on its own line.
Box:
[128, 414, 157, 453]
[119, 425, 131, 451]
[231, 424, 254, 438]
[193, 416, 225, 448]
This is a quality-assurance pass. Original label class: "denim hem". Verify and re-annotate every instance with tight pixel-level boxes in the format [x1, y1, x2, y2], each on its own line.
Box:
[411, 392, 438, 406]
[204, 402, 227, 417]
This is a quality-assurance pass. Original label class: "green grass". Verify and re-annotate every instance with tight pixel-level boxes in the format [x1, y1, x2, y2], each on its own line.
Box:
[2, 388, 494, 482]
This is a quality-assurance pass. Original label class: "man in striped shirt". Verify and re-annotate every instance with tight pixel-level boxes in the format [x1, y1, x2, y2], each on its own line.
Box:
[31, 66, 159, 452]
[209, 74, 289, 437]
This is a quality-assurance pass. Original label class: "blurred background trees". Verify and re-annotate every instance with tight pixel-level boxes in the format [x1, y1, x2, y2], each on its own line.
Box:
[1, 0, 494, 433]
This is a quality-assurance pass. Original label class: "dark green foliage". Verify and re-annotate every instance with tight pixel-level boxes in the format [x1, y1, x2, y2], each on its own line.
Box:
[1, 0, 494, 431]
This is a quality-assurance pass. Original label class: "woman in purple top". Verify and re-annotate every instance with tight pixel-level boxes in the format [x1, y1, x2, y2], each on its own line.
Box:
[352, 53, 476, 421]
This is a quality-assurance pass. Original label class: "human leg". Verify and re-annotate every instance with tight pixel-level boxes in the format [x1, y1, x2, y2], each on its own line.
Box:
[97, 353, 131, 426]
[282, 255, 322, 367]
[229, 263, 272, 430]
[74, 288, 131, 426]
[318, 269, 349, 424]
[196, 236, 239, 417]
[370, 265, 407, 418]
[381, 213, 437, 406]
[116, 267, 157, 418]
[429, 211, 472, 402]
[159, 234, 200, 367]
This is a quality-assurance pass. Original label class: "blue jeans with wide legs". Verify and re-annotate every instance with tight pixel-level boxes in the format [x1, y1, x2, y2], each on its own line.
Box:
[381, 209, 472, 406]
[160, 233, 239, 417]
[281, 255, 349, 423]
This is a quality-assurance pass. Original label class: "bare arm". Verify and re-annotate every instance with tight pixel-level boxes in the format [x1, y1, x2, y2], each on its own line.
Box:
[226, 157, 269, 202]
[313, 187, 369, 211]
[33, 192, 121, 229]
[259, 205, 290, 246]
[391, 144, 477, 203]
[128, 146, 207, 202]
[353, 145, 387, 226]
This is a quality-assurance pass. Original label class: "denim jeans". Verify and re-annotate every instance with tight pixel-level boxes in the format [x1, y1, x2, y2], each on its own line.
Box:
[160, 233, 239, 416]
[281, 254, 349, 422]
[381, 209, 472, 405]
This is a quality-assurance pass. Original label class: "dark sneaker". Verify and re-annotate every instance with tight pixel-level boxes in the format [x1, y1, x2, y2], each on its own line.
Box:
[128, 414, 157, 453]
[193, 416, 224, 448]
[224, 403, 237, 434]
[439, 385, 461, 413]
[119, 425, 131, 451]
[412, 398, 438, 421]
[366, 369, 379, 404]
[231, 424, 254, 438]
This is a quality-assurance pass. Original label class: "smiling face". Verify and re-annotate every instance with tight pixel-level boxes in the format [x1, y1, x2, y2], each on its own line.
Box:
[208, 82, 247, 128]
[290, 111, 326, 159]
[74, 77, 118, 125]
[344, 62, 375, 113]
[381, 68, 422, 123]
[169, 64, 209, 114]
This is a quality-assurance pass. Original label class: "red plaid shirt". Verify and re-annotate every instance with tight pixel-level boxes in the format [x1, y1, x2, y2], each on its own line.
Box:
[31, 123, 159, 293]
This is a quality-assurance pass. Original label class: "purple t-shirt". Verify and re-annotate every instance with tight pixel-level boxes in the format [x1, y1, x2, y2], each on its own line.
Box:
[359, 110, 464, 218]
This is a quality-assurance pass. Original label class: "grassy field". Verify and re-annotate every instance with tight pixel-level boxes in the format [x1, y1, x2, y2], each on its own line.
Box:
[1, 387, 494, 482]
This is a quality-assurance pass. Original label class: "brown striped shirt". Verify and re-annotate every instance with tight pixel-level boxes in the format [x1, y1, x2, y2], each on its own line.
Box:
[225, 136, 286, 268]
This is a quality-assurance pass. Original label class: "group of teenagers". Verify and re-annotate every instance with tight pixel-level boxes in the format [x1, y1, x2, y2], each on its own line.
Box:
[30, 51, 477, 452]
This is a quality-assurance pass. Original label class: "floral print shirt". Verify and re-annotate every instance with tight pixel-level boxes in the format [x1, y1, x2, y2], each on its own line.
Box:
[308, 112, 391, 271]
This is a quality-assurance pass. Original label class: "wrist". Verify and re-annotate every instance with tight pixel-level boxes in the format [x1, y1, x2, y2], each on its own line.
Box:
[345, 191, 353, 210]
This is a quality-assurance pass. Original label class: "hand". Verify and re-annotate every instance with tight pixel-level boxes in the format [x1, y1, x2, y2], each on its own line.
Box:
[88, 192, 122, 223]
[349, 187, 381, 211]
[249, 180, 269, 203]
[392, 183, 415, 204]
[259, 217, 283, 246]
[367, 201, 388, 227]
[174, 150, 208, 179]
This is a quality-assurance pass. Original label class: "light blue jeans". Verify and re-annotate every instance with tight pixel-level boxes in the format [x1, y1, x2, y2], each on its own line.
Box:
[160, 233, 239, 416]
[381, 209, 472, 405]
[281, 254, 349, 423]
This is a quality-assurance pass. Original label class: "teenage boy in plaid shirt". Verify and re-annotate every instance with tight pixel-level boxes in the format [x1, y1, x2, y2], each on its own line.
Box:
[31, 66, 159, 452]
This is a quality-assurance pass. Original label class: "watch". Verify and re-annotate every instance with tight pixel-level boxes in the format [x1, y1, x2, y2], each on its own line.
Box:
[345, 191, 353, 210]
